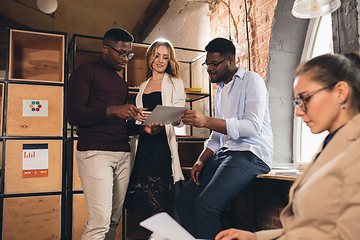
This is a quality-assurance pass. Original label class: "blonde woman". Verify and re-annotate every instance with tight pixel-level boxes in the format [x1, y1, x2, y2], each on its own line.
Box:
[124, 39, 185, 214]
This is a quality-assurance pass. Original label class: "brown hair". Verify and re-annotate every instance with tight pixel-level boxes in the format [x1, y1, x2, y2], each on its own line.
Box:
[295, 53, 360, 111]
[145, 39, 180, 79]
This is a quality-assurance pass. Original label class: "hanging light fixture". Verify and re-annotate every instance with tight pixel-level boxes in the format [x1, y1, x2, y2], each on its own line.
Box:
[37, 0, 58, 14]
[291, 0, 341, 19]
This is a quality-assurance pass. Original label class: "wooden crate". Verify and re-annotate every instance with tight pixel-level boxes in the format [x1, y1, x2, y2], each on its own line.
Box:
[126, 44, 147, 88]
[4, 140, 62, 194]
[2, 195, 61, 240]
[8, 29, 65, 83]
[6, 83, 63, 136]
[73, 194, 123, 240]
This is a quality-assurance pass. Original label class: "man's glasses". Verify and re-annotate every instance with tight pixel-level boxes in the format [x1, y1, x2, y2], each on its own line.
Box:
[107, 45, 134, 60]
[202, 57, 230, 70]
[293, 83, 335, 113]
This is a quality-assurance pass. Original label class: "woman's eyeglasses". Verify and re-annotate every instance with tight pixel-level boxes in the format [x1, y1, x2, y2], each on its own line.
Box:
[294, 83, 335, 112]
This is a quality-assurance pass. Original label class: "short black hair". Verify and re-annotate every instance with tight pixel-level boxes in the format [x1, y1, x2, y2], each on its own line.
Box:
[103, 28, 134, 45]
[205, 37, 235, 57]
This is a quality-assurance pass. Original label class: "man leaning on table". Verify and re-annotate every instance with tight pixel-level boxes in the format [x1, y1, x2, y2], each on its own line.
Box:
[175, 37, 273, 239]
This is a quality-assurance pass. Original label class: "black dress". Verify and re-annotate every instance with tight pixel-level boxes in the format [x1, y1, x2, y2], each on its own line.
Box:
[125, 92, 172, 214]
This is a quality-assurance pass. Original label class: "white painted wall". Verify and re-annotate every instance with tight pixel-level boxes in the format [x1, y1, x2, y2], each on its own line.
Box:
[144, 0, 212, 137]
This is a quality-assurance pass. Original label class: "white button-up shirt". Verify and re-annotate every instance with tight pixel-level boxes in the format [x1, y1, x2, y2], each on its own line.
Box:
[204, 66, 273, 167]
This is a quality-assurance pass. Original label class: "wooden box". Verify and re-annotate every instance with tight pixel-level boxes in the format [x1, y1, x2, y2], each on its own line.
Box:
[73, 194, 122, 240]
[4, 140, 62, 194]
[126, 44, 147, 87]
[8, 29, 65, 83]
[6, 83, 63, 136]
[2, 195, 61, 240]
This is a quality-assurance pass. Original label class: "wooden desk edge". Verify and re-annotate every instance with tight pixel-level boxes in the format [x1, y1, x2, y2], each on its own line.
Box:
[257, 173, 298, 181]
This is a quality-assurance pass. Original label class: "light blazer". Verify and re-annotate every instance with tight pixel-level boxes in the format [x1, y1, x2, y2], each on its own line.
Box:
[131, 73, 185, 183]
[256, 113, 360, 240]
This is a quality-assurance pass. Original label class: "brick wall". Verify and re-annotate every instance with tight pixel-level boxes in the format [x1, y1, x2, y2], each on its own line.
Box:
[209, 0, 278, 80]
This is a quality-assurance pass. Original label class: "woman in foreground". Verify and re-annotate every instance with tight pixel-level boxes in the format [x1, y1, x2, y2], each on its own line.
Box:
[216, 53, 360, 240]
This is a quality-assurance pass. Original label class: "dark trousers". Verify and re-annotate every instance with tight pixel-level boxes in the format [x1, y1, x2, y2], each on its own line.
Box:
[175, 149, 270, 239]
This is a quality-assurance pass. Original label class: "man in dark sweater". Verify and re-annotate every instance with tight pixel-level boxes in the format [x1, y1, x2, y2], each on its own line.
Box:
[66, 28, 141, 240]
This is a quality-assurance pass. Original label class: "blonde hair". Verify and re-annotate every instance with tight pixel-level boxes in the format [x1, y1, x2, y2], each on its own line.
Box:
[145, 39, 180, 79]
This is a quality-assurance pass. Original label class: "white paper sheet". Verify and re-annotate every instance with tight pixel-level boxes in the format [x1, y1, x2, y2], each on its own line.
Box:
[142, 105, 189, 126]
[140, 212, 197, 240]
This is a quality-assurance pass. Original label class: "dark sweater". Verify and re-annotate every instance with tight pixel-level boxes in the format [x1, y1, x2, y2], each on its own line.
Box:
[66, 56, 130, 152]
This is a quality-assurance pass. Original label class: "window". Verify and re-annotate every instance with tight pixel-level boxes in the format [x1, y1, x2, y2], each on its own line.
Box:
[294, 14, 333, 164]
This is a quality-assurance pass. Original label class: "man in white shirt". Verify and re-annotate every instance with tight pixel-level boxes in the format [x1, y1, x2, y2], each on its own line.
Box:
[175, 37, 273, 239]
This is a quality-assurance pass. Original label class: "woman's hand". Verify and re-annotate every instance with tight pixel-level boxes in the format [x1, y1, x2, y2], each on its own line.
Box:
[144, 123, 163, 135]
[172, 117, 182, 126]
[215, 229, 257, 240]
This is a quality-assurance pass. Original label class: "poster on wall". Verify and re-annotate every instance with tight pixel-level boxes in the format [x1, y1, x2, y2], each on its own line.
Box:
[23, 100, 49, 117]
[22, 143, 49, 178]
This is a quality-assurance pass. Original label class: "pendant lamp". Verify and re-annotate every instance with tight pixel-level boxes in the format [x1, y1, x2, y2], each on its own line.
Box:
[37, 0, 58, 14]
[291, 0, 341, 19]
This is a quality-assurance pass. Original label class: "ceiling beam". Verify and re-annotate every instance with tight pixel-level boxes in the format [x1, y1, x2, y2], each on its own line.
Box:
[131, 0, 170, 42]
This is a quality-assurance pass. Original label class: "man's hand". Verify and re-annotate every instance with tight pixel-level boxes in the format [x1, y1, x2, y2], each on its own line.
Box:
[182, 110, 208, 128]
[215, 228, 257, 240]
[135, 108, 151, 122]
[144, 123, 163, 135]
[106, 104, 141, 121]
[191, 161, 204, 186]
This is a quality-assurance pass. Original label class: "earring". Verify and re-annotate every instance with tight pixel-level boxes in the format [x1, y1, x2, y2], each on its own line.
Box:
[341, 103, 345, 109]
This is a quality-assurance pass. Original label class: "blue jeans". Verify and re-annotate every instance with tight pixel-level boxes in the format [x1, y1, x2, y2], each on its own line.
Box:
[175, 149, 270, 239]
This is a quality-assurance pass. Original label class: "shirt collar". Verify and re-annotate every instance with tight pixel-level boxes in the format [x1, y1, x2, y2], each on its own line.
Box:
[323, 125, 344, 150]
[216, 66, 245, 88]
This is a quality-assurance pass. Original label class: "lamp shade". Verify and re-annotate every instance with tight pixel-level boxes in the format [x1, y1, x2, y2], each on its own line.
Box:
[291, 0, 341, 19]
[37, 0, 58, 14]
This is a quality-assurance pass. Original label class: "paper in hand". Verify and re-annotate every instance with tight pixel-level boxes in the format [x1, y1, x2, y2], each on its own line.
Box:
[142, 105, 189, 125]
[140, 212, 196, 240]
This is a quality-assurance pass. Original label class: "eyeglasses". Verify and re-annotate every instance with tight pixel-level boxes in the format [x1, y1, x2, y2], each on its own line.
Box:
[106, 45, 134, 60]
[293, 83, 335, 113]
[202, 57, 230, 70]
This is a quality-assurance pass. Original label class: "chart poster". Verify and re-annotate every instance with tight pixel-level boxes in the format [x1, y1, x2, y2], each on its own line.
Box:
[22, 143, 49, 178]
[23, 100, 49, 117]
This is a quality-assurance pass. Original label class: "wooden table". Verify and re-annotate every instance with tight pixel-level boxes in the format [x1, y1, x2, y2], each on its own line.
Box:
[257, 170, 299, 182]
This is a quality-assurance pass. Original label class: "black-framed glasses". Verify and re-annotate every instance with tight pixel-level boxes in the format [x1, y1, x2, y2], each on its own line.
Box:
[202, 57, 230, 70]
[106, 45, 134, 60]
[293, 83, 336, 113]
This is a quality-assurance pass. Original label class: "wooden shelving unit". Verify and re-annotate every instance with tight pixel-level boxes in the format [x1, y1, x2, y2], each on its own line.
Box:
[0, 28, 67, 240]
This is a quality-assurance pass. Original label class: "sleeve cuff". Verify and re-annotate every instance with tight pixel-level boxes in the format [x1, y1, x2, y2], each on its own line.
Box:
[255, 229, 284, 240]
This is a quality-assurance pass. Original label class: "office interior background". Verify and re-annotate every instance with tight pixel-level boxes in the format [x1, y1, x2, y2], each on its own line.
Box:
[0, 0, 359, 239]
